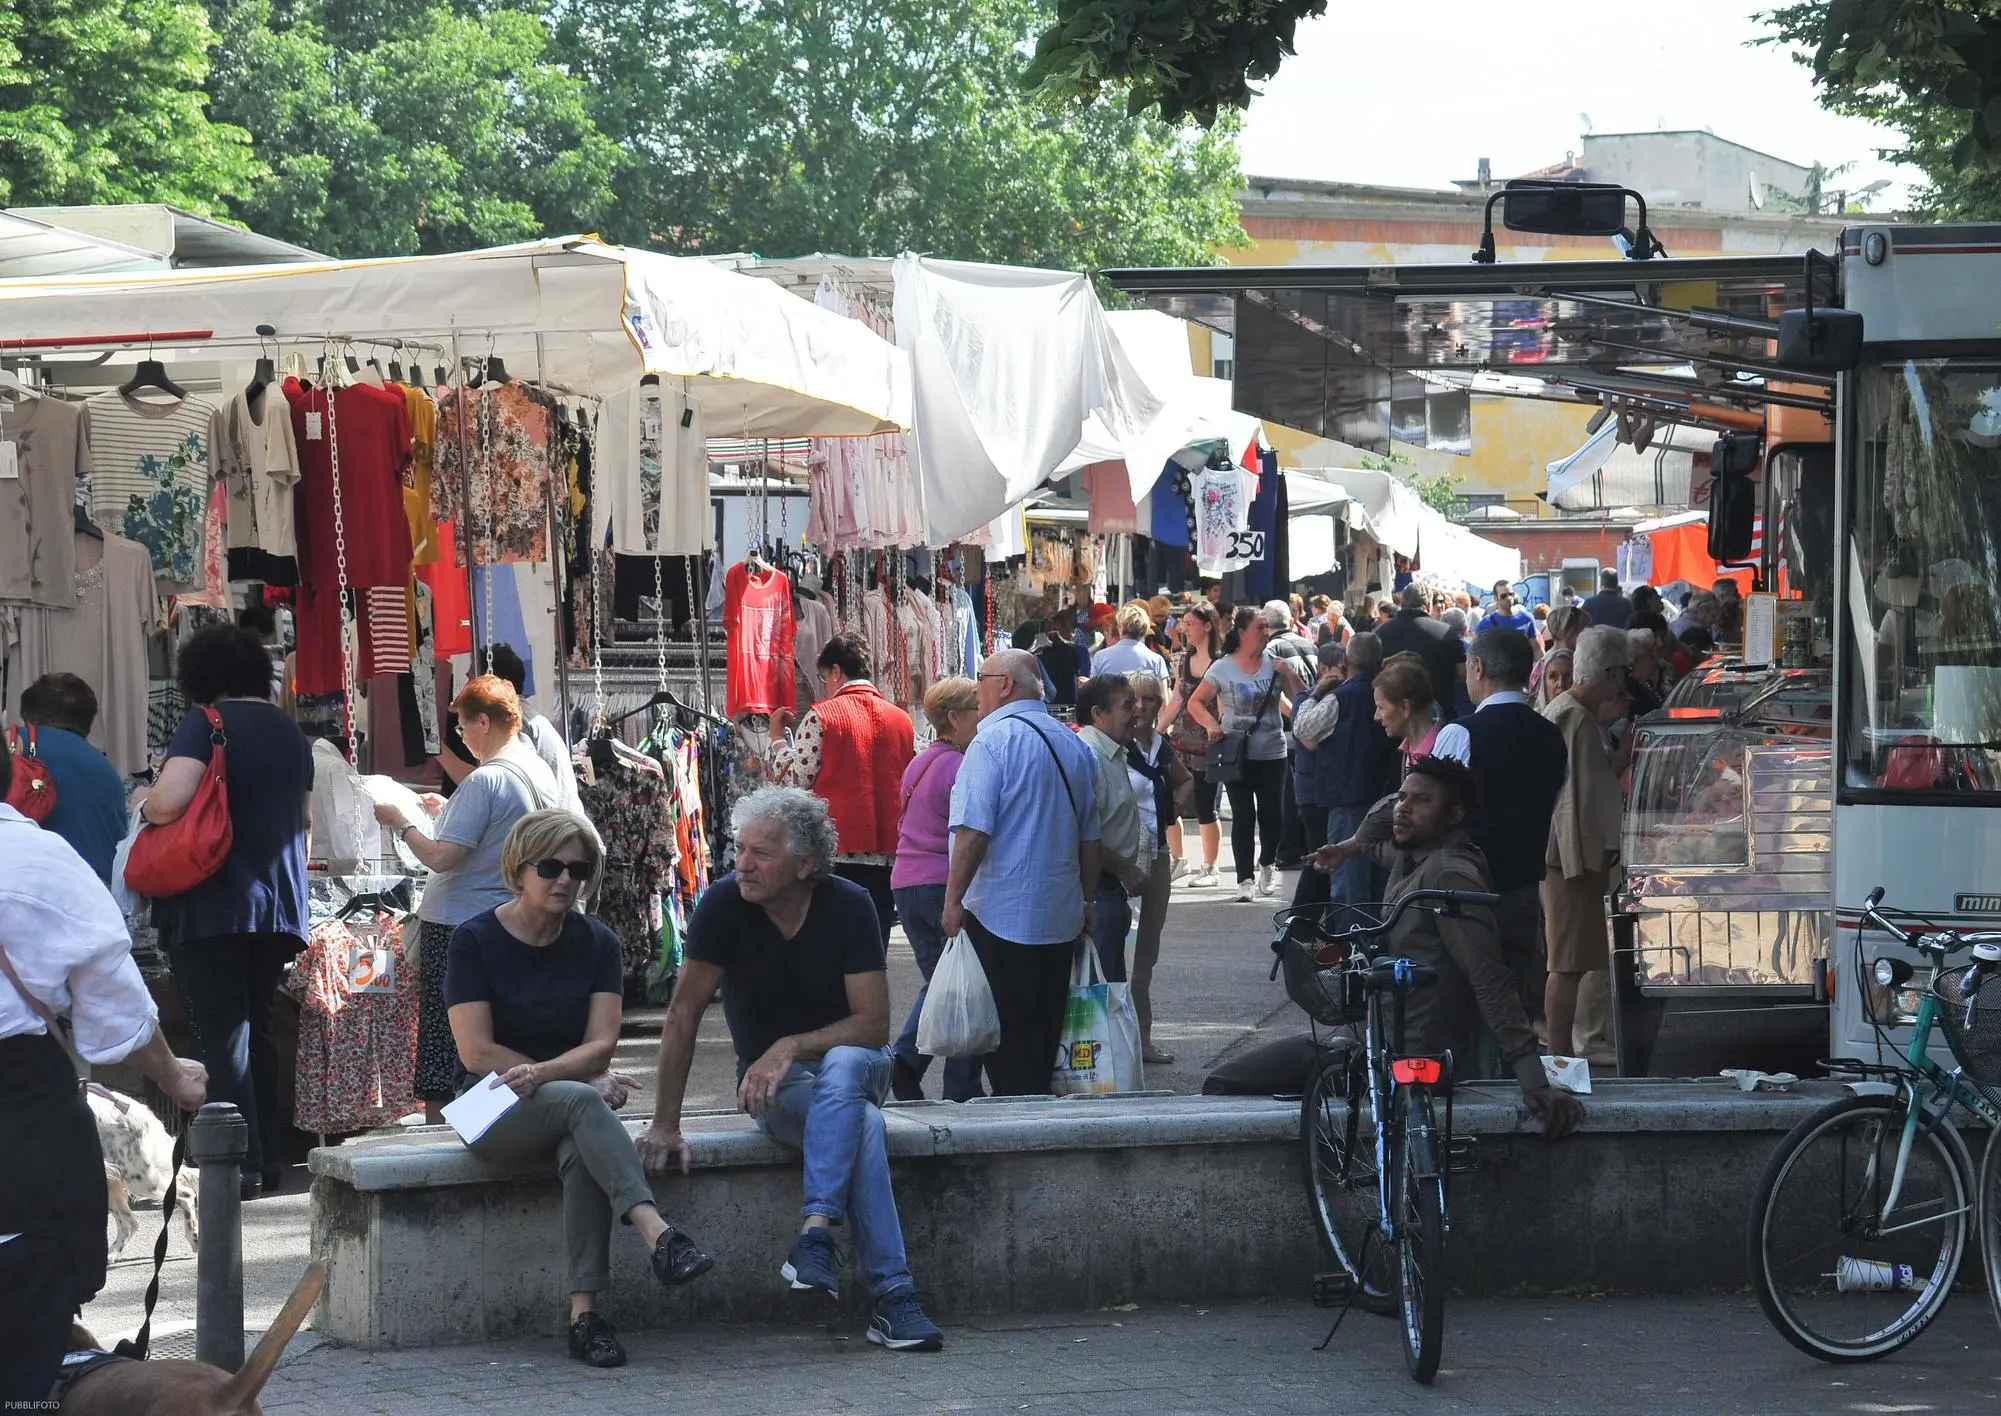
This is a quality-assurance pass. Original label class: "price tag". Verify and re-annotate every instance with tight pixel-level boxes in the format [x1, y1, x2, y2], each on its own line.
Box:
[640, 415, 663, 441]
[344, 943, 397, 994]
[304, 411, 324, 442]
[0, 442, 16, 480]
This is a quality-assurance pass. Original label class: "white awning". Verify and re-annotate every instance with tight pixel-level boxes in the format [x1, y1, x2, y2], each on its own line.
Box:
[1546, 419, 1711, 510]
[0, 210, 164, 279]
[0, 237, 907, 435]
[1293, 466, 1522, 588]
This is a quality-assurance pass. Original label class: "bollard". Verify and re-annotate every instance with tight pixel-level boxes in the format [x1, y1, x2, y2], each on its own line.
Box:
[188, 1101, 247, 1372]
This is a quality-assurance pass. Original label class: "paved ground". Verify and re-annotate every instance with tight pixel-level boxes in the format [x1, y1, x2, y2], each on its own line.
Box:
[86, 857, 1310, 1343]
[252, 1297, 1997, 1416]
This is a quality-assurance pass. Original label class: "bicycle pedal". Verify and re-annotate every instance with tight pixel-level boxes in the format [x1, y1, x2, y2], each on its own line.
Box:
[1311, 1271, 1350, 1307]
[1446, 1134, 1480, 1175]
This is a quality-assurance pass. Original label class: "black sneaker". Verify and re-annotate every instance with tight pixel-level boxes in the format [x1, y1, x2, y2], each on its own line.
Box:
[650, 1226, 715, 1286]
[868, 1291, 944, 1352]
[781, 1226, 844, 1297]
[890, 1056, 926, 1102]
[569, 1311, 627, 1368]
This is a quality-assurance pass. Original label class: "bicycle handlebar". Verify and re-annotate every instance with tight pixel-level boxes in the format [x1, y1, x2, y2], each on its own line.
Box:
[1330, 888, 1501, 944]
[1859, 887, 1979, 956]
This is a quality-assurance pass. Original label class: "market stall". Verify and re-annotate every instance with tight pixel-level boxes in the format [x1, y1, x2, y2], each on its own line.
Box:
[1291, 465, 1522, 592]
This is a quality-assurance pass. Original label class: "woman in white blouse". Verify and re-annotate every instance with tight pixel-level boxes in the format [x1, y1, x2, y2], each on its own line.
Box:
[0, 735, 208, 1403]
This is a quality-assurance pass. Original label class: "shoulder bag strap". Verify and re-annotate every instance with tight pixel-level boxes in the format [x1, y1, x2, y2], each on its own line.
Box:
[0, 941, 60, 1031]
[1013, 718, 1083, 827]
[898, 747, 945, 816]
[486, 754, 555, 811]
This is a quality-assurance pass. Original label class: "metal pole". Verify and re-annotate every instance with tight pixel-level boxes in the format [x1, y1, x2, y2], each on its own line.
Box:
[188, 1102, 247, 1372]
[450, 331, 482, 667]
[535, 332, 573, 743]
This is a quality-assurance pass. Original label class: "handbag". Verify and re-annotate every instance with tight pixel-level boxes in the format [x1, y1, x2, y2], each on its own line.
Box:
[4, 724, 58, 822]
[125, 706, 233, 899]
[1051, 940, 1143, 1096]
[1201, 670, 1280, 785]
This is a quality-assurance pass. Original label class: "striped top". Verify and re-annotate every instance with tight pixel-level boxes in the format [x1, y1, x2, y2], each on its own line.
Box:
[83, 390, 223, 591]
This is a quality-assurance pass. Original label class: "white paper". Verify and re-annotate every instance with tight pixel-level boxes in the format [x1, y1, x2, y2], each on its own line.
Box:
[1742, 592, 1779, 667]
[441, 1072, 520, 1144]
[1540, 1056, 1594, 1094]
[0, 442, 17, 480]
[304, 411, 324, 441]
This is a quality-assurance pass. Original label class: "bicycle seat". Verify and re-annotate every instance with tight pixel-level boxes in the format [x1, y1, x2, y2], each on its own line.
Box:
[1366, 958, 1438, 992]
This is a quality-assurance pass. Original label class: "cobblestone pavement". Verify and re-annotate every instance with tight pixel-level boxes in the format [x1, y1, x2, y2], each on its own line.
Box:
[258, 1297, 1998, 1416]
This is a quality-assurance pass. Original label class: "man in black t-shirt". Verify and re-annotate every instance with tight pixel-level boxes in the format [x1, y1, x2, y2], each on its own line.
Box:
[637, 787, 944, 1353]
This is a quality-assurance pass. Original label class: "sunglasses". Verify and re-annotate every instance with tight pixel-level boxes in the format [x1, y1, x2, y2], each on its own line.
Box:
[530, 858, 595, 882]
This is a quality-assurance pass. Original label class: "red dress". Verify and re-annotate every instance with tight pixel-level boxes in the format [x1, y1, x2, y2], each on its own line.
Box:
[724, 561, 796, 717]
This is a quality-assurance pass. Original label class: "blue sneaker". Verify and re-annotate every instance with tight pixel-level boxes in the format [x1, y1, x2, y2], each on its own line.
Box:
[868, 1291, 944, 1352]
[781, 1227, 843, 1297]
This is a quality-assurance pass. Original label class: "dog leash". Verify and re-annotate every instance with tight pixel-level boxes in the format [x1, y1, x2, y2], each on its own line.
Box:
[113, 1124, 188, 1362]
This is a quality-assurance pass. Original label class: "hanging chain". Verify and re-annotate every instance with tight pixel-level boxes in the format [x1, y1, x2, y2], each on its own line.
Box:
[323, 337, 358, 764]
[653, 548, 669, 691]
[583, 391, 609, 738]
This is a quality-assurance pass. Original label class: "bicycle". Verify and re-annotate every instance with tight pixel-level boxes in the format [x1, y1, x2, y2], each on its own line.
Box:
[1271, 888, 1497, 1383]
[1747, 885, 2001, 1362]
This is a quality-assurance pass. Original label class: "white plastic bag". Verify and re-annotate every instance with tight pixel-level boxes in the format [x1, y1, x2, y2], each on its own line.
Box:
[916, 931, 1001, 1059]
[1053, 943, 1144, 1095]
[110, 802, 150, 920]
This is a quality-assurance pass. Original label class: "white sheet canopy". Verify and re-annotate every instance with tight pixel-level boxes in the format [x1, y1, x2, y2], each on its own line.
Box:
[1292, 467, 1522, 588]
[0, 236, 907, 436]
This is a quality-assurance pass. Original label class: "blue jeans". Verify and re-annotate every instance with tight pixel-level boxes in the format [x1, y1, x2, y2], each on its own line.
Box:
[891, 884, 985, 1102]
[756, 1046, 915, 1301]
[1091, 880, 1131, 983]
[1325, 806, 1373, 906]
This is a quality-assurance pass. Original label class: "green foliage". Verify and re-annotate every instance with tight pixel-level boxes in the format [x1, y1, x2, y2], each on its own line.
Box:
[1762, 1, 2001, 217]
[1361, 447, 1465, 517]
[0, 0, 258, 211]
[1023, 0, 1326, 126]
[203, 0, 621, 256]
[548, 0, 1247, 271]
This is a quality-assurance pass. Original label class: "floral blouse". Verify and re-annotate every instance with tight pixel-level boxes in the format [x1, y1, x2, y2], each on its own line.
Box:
[434, 381, 556, 565]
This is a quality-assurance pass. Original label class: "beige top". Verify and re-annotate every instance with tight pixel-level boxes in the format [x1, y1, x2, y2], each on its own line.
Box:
[1544, 691, 1622, 879]
[222, 387, 301, 556]
[0, 394, 83, 608]
[1078, 724, 1151, 876]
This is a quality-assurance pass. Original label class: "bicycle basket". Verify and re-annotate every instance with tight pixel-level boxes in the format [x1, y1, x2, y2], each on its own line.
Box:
[1276, 902, 1388, 1028]
[1934, 962, 2001, 1111]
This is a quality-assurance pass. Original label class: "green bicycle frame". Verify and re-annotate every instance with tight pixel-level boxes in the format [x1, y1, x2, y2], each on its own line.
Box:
[1879, 988, 2001, 1220]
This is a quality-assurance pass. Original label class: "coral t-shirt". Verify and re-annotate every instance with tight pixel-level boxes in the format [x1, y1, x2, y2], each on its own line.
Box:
[724, 562, 796, 717]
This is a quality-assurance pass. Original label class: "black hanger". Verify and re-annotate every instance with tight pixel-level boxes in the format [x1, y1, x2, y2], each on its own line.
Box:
[640, 373, 660, 387]
[120, 358, 187, 400]
[388, 359, 405, 384]
[247, 357, 277, 401]
[74, 504, 104, 540]
[608, 688, 726, 730]
[484, 355, 510, 384]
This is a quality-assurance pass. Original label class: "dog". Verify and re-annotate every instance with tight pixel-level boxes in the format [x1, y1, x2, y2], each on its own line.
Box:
[87, 1083, 199, 1261]
[59, 1263, 325, 1415]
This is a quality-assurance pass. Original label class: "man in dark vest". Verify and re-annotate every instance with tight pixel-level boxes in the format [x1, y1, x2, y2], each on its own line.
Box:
[1317, 627, 1566, 1020]
[771, 632, 916, 949]
[1291, 632, 1399, 909]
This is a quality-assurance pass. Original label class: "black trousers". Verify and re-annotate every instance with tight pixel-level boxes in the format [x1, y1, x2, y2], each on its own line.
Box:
[1276, 760, 1307, 862]
[0, 1231, 75, 1403]
[836, 862, 897, 952]
[965, 914, 1075, 1096]
[169, 933, 291, 1181]
[1496, 882, 1548, 1027]
[1291, 802, 1332, 909]
[1223, 757, 1287, 882]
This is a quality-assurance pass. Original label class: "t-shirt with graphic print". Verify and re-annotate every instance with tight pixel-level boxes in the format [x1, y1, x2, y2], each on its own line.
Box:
[82, 390, 225, 591]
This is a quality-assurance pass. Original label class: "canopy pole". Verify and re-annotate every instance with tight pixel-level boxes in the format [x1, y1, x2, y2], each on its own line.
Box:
[450, 331, 481, 664]
[536, 332, 573, 749]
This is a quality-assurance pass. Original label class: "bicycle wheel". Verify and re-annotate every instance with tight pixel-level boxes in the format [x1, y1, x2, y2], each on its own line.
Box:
[1300, 1048, 1394, 1315]
[1980, 1124, 2001, 1338]
[1393, 1088, 1446, 1384]
[1749, 1094, 1968, 1362]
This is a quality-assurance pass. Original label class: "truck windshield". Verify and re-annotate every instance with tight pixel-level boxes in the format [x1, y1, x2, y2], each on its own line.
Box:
[1844, 357, 2001, 797]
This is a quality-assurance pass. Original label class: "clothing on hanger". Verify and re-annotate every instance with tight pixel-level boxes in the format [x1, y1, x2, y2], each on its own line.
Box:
[594, 380, 710, 555]
[284, 377, 416, 593]
[0, 392, 85, 608]
[722, 560, 795, 717]
[82, 388, 225, 591]
[222, 384, 303, 559]
[434, 381, 557, 565]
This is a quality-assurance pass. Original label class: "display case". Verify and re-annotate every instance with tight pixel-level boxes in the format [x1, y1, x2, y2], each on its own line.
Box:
[1614, 669, 1834, 1075]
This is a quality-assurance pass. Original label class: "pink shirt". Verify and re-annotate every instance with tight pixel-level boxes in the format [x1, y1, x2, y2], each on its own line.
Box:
[891, 741, 965, 889]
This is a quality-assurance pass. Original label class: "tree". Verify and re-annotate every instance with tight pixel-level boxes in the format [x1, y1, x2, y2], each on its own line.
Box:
[1762, 2, 2001, 218]
[1024, 0, 1326, 125]
[1362, 448, 1465, 518]
[0, 0, 258, 211]
[546, 0, 1247, 271]
[203, 0, 622, 256]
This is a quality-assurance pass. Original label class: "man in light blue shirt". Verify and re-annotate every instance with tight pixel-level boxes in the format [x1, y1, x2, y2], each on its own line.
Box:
[942, 649, 1100, 1096]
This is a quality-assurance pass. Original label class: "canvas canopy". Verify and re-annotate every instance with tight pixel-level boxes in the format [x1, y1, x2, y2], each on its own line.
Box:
[0, 236, 907, 436]
[1294, 466, 1522, 588]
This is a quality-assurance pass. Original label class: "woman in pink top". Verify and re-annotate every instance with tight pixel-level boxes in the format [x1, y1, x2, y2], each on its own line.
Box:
[888, 677, 983, 1102]
[1372, 656, 1443, 778]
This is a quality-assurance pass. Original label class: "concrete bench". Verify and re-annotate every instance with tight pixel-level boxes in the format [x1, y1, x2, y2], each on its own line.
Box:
[308, 1079, 1848, 1348]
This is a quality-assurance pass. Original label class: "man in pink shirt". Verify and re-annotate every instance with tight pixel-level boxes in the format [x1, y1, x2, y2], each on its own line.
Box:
[887, 678, 984, 1102]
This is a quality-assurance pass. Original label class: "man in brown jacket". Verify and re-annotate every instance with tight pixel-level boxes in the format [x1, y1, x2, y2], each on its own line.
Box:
[1313, 757, 1583, 1136]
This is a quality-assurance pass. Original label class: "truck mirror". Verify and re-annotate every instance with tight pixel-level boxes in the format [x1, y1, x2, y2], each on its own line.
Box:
[1776, 307, 1863, 373]
[1502, 183, 1628, 236]
[1707, 433, 1760, 564]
